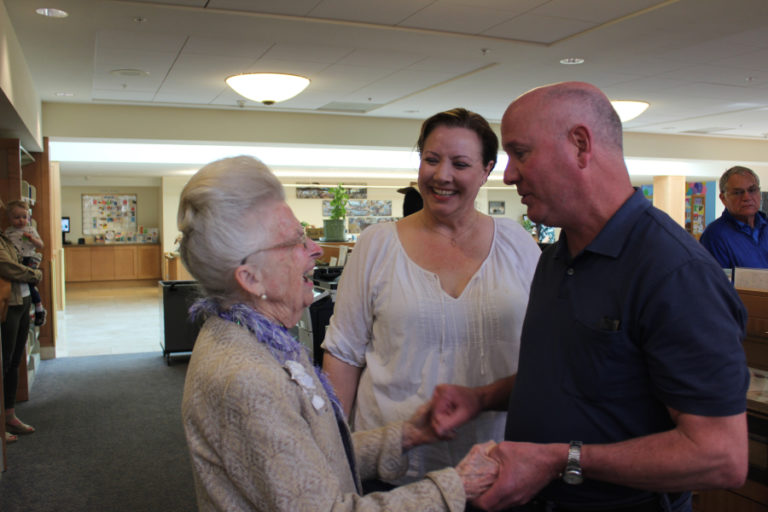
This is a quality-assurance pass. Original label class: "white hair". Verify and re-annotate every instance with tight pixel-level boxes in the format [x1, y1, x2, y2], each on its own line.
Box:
[177, 156, 285, 302]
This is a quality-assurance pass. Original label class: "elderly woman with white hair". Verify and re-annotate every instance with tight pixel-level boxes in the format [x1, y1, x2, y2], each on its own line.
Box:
[178, 156, 498, 512]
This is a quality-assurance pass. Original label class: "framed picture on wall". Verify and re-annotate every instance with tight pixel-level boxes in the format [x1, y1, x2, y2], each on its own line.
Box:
[489, 200, 505, 215]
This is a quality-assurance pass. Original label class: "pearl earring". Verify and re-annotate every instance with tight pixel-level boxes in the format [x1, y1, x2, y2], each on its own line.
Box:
[260, 293, 267, 300]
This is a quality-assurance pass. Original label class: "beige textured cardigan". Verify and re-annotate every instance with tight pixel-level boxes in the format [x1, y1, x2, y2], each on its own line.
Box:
[182, 317, 465, 512]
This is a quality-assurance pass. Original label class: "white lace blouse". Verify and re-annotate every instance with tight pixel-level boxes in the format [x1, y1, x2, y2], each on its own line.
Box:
[322, 218, 540, 483]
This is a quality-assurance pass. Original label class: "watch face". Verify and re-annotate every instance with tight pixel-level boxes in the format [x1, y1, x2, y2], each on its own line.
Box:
[563, 469, 583, 485]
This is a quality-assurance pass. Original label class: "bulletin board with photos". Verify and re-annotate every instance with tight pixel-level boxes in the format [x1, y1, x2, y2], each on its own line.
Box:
[82, 194, 137, 239]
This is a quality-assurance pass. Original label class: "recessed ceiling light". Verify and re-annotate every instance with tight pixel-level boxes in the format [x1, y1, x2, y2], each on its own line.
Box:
[35, 8, 68, 18]
[110, 69, 150, 77]
[610, 100, 650, 122]
[560, 57, 584, 65]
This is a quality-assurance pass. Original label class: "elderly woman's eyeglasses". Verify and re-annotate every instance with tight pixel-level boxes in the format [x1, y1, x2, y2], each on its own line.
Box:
[726, 185, 760, 198]
[240, 232, 309, 265]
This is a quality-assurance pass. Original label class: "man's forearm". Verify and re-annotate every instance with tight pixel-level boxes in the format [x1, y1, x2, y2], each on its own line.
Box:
[478, 375, 517, 412]
[581, 412, 747, 492]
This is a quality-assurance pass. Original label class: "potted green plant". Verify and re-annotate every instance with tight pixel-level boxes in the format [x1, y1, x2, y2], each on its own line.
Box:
[323, 184, 348, 241]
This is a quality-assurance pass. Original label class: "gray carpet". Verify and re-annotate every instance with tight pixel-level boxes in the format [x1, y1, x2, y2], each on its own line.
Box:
[0, 352, 197, 512]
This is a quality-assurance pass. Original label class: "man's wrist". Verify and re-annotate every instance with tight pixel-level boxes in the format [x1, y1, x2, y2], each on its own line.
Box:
[562, 441, 584, 485]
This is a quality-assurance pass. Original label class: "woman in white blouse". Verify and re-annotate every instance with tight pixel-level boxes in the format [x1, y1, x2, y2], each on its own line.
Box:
[322, 108, 541, 489]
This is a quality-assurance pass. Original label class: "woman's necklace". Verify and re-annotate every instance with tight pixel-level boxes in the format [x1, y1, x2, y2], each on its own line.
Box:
[422, 213, 480, 247]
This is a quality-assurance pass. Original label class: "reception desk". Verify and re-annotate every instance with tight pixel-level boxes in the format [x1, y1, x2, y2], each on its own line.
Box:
[64, 244, 161, 282]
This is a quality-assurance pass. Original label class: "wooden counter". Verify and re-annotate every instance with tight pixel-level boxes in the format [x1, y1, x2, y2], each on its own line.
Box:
[316, 241, 355, 265]
[64, 244, 161, 282]
[694, 289, 768, 511]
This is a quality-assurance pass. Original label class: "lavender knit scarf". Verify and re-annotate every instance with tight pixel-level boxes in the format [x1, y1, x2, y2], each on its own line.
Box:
[189, 298, 343, 415]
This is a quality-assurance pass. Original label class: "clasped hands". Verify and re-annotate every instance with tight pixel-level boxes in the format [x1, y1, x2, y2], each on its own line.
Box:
[405, 384, 558, 511]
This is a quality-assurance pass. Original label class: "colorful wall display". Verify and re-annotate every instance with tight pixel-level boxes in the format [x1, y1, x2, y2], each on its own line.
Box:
[322, 199, 392, 218]
[82, 194, 137, 241]
[296, 186, 367, 199]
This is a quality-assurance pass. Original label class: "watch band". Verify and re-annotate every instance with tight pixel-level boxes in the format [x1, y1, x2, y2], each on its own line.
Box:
[563, 440, 584, 485]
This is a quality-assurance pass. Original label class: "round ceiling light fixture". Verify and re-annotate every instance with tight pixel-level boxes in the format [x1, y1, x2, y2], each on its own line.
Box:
[225, 73, 310, 105]
[610, 100, 650, 122]
[559, 57, 585, 65]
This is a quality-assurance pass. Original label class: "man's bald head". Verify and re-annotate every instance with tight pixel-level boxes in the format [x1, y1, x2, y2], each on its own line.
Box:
[506, 81, 624, 151]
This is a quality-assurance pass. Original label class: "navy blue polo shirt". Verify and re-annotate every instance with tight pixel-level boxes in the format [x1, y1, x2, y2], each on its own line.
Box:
[506, 189, 748, 507]
[700, 209, 768, 269]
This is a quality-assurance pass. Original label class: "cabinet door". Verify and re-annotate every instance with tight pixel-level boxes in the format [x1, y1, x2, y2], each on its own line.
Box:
[137, 245, 161, 279]
[694, 488, 768, 511]
[91, 247, 115, 281]
[113, 246, 137, 279]
[65, 247, 92, 282]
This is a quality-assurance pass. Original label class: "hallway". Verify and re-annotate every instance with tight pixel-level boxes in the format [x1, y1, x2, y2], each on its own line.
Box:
[55, 281, 163, 357]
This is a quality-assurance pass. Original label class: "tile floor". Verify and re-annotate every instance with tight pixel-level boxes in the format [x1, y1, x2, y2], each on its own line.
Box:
[55, 281, 164, 358]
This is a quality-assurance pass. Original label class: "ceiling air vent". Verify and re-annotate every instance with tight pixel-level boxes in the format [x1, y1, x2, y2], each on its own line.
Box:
[317, 102, 384, 114]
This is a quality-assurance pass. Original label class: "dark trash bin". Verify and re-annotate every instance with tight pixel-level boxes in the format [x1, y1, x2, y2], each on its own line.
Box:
[159, 280, 204, 365]
[296, 289, 334, 366]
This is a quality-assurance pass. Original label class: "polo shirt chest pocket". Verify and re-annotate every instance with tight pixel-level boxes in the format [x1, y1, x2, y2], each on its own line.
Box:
[560, 298, 651, 401]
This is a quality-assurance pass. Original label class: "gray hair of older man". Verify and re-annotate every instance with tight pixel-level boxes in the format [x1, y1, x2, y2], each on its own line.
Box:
[177, 155, 285, 303]
[719, 165, 760, 194]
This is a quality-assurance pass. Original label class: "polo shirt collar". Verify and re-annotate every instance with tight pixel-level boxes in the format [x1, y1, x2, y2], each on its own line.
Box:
[723, 208, 768, 231]
[555, 188, 648, 261]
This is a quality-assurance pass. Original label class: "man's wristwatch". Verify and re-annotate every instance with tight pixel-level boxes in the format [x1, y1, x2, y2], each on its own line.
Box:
[562, 440, 584, 485]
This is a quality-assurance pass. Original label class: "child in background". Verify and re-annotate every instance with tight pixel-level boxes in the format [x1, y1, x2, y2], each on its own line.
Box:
[5, 200, 46, 326]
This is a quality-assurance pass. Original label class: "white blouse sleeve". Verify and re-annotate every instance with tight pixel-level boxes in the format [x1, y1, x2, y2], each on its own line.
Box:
[321, 224, 390, 367]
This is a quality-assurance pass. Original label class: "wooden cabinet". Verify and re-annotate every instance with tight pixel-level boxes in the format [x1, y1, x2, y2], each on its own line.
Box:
[740, 290, 768, 371]
[137, 245, 161, 279]
[91, 246, 116, 280]
[64, 246, 92, 282]
[114, 246, 137, 279]
[65, 244, 161, 282]
[695, 289, 768, 511]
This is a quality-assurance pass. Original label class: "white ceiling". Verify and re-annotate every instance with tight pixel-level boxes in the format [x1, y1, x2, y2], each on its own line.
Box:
[4, 0, 768, 180]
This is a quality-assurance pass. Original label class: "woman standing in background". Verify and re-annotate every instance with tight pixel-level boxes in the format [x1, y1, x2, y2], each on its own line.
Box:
[0, 200, 43, 443]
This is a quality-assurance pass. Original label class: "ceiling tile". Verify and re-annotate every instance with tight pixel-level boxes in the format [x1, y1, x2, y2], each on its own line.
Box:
[336, 49, 425, 69]
[529, 0, 668, 24]
[96, 29, 186, 52]
[183, 36, 273, 58]
[262, 43, 353, 64]
[344, 69, 460, 104]
[309, 0, 433, 25]
[398, 3, 521, 35]
[208, 0, 320, 16]
[481, 14, 594, 43]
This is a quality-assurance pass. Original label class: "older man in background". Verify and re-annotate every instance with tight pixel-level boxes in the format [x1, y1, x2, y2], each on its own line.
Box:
[700, 165, 768, 269]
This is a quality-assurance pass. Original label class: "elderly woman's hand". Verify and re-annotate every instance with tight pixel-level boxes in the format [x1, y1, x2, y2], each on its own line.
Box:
[401, 399, 446, 451]
[456, 441, 500, 501]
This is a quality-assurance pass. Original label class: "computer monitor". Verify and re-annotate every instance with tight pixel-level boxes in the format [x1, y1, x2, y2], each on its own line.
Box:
[62, 216, 70, 244]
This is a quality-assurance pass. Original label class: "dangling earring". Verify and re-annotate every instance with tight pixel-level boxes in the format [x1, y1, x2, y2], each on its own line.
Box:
[260, 293, 267, 300]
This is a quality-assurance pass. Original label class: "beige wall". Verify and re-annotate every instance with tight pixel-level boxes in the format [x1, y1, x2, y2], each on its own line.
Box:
[61, 185, 161, 243]
[160, 174, 525, 254]
[0, 0, 41, 150]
